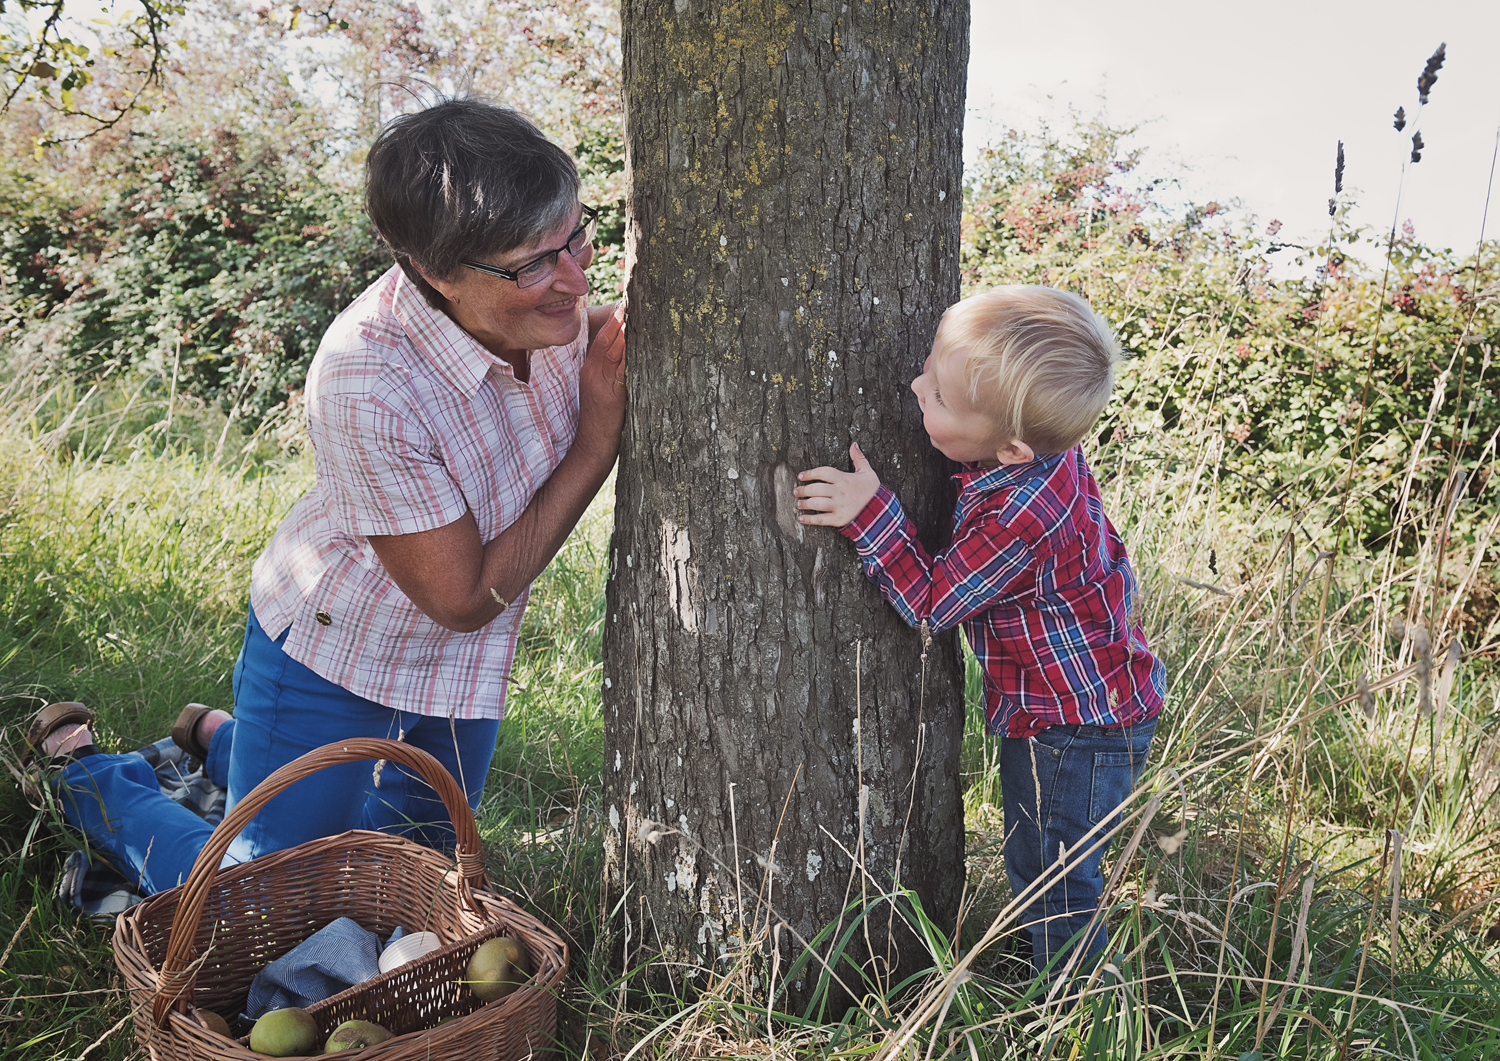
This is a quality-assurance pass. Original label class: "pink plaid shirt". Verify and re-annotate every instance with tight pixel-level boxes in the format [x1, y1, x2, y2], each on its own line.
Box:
[250, 265, 586, 719]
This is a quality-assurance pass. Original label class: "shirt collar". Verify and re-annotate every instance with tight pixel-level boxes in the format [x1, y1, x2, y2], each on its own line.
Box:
[952, 449, 1068, 496]
[387, 266, 512, 398]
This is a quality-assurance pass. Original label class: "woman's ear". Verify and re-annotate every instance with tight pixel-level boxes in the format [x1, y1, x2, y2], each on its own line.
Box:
[994, 439, 1035, 466]
[411, 261, 459, 303]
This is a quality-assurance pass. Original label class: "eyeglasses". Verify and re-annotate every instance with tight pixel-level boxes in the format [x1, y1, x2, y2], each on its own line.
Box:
[461, 205, 598, 289]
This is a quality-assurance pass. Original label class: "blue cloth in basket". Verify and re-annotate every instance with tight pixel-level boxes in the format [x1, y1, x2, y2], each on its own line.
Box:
[245, 919, 397, 1017]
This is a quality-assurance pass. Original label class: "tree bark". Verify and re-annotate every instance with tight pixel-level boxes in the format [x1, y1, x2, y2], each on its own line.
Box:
[604, 0, 969, 1010]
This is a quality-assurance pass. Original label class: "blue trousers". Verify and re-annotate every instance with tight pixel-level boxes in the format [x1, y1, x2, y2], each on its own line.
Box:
[56, 606, 500, 894]
[1000, 717, 1157, 978]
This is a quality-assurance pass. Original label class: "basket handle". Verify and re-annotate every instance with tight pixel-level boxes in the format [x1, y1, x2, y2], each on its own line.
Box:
[150, 738, 490, 1026]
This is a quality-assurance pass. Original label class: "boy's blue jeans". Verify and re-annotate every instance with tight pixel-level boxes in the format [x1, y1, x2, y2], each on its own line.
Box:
[1000, 716, 1157, 978]
[55, 605, 499, 894]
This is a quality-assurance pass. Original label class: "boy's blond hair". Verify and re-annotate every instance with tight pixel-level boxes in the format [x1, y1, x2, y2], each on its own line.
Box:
[935, 285, 1121, 455]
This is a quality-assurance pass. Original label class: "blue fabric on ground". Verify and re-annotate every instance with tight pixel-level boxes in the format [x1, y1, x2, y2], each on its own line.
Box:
[244, 918, 384, 1017]
[56, 733, 231, 915]
[54, 604, 499, 909]
[140, 733, 230, 821]
[57, 848, 139, 918]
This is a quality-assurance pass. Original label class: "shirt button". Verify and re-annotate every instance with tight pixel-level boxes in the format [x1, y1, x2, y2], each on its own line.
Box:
[315, 610, 333, 626]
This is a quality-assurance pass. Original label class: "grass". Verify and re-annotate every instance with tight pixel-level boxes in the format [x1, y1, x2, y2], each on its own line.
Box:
[2, 366, 1497, 1061]
[1, 320, 1498, 1057]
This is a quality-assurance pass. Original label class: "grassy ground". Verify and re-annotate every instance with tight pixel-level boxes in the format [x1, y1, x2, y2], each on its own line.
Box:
[1, 355, 1497, 1059]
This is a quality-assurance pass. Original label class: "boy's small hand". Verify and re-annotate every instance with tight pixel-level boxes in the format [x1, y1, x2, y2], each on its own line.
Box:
[795, 443, 882, 527]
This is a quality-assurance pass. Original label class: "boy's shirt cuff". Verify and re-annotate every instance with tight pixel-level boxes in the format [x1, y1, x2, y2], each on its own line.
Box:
[839, 485, 906, 555]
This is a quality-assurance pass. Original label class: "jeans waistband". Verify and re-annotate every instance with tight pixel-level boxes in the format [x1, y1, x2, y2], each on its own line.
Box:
[1049, 719, 1154, 738]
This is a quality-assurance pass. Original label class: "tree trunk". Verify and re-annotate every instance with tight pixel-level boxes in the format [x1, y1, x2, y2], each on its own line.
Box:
[604, 0, 969, 1010]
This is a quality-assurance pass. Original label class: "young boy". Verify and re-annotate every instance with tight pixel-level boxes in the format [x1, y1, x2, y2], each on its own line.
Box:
[794, 285, 1166, 978]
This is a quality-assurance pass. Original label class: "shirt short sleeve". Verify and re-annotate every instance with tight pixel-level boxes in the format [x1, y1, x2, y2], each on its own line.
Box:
[310, 393, 470, 538]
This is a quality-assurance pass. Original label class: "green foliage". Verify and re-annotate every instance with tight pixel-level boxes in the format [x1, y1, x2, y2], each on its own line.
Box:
[0, 0, 627, 437]
[0, 124, 629, 431]
[1, 127, 387, 424]
[0, 392, 306, 737]
[962, 119, 1500, 560]
[575, 127, 627, 299]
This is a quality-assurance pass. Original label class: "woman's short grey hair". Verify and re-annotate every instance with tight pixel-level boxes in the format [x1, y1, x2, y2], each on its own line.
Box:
[365, 96, 580, 309]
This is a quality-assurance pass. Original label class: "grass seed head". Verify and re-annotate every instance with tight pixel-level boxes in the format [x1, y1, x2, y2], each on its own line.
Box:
[1413, 623, 1433, 717]
[1358, 673, 1374, 719]
[1393, 106, 1407, 131]
[1327, 140, 1343, 218]
[1417, 43, 1446, 104]
[1157, 825, 1189, 855]
[1477, 722, 1500, 777]
[1411, 132, 1425, 164]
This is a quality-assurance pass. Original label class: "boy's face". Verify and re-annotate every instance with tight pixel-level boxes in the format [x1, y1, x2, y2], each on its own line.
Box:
[910, 346, 1011, 466]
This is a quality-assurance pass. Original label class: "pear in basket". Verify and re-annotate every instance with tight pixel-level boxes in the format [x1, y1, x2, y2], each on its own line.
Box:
[324, 1019, 393, 1051]
[197, 1010, 232, 1038]
[249, 1007, 319, 1056]
[465, 937, 531, 1003]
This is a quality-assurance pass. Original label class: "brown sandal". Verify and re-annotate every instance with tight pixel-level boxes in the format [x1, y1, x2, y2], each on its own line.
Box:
[171, 703, 218, 760]
[24, 701, 93, 761]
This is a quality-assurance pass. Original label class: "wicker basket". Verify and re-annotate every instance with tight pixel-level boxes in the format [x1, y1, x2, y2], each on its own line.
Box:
[112, 738, 568, 1061]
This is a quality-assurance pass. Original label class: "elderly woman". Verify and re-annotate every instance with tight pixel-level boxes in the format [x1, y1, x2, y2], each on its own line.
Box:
[26, 97, 624, 893]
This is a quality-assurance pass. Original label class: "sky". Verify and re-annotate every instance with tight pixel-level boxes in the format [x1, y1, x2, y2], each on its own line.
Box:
[965, 0, 1500, 269]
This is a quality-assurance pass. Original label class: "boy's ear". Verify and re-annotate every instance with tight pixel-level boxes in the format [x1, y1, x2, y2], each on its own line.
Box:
[995, 439, 1035, 466]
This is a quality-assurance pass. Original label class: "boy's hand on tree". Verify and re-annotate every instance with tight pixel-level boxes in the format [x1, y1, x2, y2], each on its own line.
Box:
[795, 442, 881, 527]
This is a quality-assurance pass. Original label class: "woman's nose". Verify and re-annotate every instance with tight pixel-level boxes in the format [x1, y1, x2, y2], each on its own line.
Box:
[552, 248, 591, 293]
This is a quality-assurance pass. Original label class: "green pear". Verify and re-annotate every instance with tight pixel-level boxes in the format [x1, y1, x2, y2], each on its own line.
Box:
[249, 1007, 320, 1056]
[324, 1019, 393, 1052]
[465, 936, 531, 1003]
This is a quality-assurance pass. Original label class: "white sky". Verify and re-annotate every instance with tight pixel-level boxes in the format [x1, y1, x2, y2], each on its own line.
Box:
[966, 0, 1500, 267]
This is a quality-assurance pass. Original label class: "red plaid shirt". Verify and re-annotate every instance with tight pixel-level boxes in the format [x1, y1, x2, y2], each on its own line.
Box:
[841, 448, 1165, 738]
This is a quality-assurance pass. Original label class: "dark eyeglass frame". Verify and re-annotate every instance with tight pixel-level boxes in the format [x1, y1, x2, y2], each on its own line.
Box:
[461, 205, 599, 289]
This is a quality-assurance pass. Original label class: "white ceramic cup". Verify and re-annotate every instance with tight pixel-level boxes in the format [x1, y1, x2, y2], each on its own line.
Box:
[378, 931, 443, 974]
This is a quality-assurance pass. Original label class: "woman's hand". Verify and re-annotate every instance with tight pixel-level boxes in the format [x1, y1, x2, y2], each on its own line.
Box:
[586, 301, 626, 375]
[795, 443, 882, 528]
[574, 302, 627, 463]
